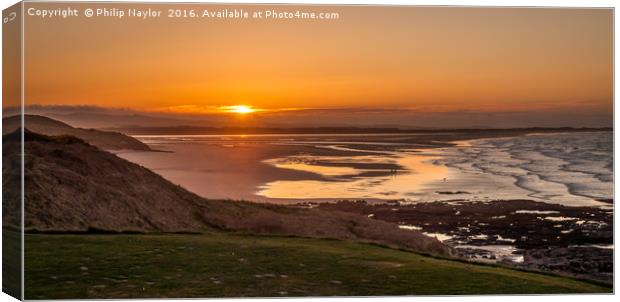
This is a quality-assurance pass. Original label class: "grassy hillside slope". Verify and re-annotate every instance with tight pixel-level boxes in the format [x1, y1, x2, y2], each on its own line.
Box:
[23, 232, 610, 299]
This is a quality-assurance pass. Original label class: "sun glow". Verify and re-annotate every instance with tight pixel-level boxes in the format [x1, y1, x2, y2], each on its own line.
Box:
[224, 105, 255, 114]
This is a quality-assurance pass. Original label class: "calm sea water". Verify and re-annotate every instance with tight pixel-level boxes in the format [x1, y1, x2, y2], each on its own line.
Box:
[117, 132, 612, 208]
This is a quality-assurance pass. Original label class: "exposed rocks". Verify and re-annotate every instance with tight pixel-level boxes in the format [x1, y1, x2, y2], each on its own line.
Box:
[318, 199, 613, 283]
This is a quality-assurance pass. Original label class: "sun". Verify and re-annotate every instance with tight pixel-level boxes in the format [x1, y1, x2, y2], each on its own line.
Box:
[224, 105, 255, 114]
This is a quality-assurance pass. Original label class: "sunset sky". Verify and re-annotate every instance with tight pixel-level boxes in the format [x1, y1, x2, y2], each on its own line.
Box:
[16, 3, 614, 127]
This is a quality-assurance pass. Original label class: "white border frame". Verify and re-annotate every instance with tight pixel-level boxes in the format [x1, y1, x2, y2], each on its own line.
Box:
[1, 1, 617, 302]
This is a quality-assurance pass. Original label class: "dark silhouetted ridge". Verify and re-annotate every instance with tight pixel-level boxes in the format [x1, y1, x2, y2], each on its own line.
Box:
[3, 115, 152, 151]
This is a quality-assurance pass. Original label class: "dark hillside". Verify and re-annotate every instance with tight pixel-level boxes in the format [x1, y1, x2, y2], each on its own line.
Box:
[3, 115, 151, 151]
[2, 129, 451, 257]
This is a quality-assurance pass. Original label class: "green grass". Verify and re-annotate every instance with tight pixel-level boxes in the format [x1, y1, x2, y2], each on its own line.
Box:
[24, 233, 610, 299]
[3, 229, 22, 299]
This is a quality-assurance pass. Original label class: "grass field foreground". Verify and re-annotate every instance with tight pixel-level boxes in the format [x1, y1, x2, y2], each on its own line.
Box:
[24, 233, 611, 299]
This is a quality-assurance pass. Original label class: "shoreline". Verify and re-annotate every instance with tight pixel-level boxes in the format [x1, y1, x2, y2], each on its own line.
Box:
[122, 130, 612, 207]
[317, 199, 613, 283]
[114, 130, 613, 283]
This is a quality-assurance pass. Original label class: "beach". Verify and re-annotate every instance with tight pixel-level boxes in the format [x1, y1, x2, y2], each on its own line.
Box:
[117, 131, 612, 207]
[116, 130, 613, 282]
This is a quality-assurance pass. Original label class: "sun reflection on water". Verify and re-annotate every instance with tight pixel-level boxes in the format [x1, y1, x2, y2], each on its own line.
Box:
[257, 150, 447, 200]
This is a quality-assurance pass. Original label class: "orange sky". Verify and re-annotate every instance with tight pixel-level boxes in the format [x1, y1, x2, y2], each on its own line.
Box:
[22, 3, 612, 115]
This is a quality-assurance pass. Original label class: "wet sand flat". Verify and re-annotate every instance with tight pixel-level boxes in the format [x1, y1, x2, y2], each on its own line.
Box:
[118, 131, 612, 207]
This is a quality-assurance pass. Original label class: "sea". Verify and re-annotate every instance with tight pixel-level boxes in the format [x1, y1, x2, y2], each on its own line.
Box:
[117, 131, 613, 209]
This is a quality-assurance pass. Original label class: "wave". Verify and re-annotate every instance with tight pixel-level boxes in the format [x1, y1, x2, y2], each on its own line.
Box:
[435, 132, 612, 207]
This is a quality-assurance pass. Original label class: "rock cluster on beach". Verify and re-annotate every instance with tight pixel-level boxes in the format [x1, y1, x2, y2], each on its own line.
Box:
[318, 199, 613, 283]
